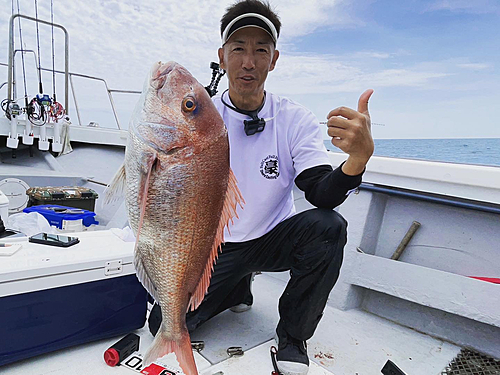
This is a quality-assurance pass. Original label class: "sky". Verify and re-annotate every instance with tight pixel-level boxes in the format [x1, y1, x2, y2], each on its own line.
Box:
[0, 0, 499, 139]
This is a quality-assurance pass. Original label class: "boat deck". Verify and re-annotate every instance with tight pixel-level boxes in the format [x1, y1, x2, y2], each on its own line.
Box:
[2, 273, 460, 375]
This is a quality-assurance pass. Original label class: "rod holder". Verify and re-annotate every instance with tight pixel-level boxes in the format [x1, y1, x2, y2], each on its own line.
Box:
[7, 116, 19, 149]
[38, 125, 49, 151]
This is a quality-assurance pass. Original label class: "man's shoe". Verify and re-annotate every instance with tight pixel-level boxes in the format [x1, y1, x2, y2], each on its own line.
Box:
[229, 272, 256, 313]
[229, 303, 252, 313]
[275, 325, 309, 375]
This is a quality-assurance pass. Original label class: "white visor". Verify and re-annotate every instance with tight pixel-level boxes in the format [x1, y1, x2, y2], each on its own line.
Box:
[221, 12, 278, 45]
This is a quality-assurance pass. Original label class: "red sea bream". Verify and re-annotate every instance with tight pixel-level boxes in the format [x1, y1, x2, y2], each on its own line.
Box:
[107, 61, 243, 374]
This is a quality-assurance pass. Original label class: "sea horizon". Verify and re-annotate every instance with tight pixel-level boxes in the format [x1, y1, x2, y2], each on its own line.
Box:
[324, 138, 500, 168]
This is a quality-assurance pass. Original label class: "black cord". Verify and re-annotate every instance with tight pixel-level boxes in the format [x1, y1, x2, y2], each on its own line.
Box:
[1, 99, 12, 120]
[27, 97, 49, 126]
[220, 89, 266, 119]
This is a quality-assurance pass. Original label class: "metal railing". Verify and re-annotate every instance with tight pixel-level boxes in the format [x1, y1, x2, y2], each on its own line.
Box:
[0, 62, 141, 130]
[359, 182, 500, 215]
[8, 14, 69, 111]
[3, 13, 141, 130]
[64, 70, 141, 129]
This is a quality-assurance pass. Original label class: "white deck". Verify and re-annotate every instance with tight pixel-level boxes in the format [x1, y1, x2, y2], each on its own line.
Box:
[1, 272, 460, 375]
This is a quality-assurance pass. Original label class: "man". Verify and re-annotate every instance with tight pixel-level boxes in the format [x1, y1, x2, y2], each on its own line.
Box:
[149, 1, 374, 374]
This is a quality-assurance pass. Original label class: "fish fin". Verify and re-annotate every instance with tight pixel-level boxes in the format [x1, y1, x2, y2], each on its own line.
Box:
[143, 328, 197, 375]
[103, 163, 126, 204]
[134, 154, 159, 300]
[188, 168, 244, 311]
[134, 253, 159, 302]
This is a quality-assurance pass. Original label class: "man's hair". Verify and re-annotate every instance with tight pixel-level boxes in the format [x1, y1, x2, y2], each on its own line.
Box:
[220, 0, 281, 39]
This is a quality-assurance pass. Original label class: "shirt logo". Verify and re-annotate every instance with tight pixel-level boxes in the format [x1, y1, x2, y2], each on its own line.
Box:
[260, 155, 279, 179]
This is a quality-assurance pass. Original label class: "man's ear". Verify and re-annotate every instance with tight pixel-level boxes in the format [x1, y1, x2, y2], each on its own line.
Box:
[218, 47, 225, 70]
[269, 49, 279, 72]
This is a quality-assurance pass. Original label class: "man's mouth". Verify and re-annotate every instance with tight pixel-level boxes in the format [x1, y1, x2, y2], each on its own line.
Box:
[240, 76, 255, 82]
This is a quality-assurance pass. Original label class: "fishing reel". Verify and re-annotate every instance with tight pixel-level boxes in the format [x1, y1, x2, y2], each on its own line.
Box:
[26, 94, 65, 125]
[50, 100, 65, 121]
[36, 93, 52, 107]
[205, 62, 226, 98]
[27, 94, 50, 126]
[1, 99, 21, 120]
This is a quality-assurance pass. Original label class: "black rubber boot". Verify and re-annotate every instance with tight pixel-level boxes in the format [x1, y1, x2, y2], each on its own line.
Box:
[148, 303, 162, 336]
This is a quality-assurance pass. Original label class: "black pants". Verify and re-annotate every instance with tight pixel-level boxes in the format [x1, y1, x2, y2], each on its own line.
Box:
[149, 208, 347, 342]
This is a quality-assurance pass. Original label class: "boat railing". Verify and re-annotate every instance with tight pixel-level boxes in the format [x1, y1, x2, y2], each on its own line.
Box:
[0, 61, 141, 131]
[3, 14, 141, 131]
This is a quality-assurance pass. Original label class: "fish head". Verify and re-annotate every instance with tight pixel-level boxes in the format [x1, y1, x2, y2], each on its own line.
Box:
[144, 61, 226, 145]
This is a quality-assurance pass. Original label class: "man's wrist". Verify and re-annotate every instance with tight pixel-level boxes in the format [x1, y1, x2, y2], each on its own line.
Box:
[342, 156, 369, 176]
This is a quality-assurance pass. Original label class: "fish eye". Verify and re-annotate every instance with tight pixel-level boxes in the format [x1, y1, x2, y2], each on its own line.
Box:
[182, 97, 196, 112]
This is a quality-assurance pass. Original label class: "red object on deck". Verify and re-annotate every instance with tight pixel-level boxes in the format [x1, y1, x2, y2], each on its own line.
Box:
[469, 277, 500, 284]
[141, 363, 173, 375]
[103, 348, 119, 366]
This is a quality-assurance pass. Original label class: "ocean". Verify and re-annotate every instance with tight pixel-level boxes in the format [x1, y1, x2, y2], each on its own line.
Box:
[324, 138, 500, 168]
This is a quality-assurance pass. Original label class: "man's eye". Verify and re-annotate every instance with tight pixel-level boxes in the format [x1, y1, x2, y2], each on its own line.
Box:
[233, 47, 243, 51]
[257, 48, 269, 53]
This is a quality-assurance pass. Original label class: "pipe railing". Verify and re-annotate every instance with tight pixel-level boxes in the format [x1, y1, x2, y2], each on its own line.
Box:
[0, 62, 141, 129]
[8, 14, 69, 112]
[359, 183, 500, 215]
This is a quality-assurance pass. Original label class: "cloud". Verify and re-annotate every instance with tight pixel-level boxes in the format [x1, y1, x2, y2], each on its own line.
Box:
[0, 0, 359, 87]
[266, 53, 450, 95]
[350, 50, 411, 60]
[426, 0, 500, 14]
[457, 63, 491, 70]
[276, 0, 363, 39]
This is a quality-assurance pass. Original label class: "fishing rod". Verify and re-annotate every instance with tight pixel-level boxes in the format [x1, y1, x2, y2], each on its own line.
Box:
[3, 1, 68, 154]
[2, 0, 29, 122]
[26, 0, 51, 127]
[50, 0, 64, 122]
[24, 0, 64, 127]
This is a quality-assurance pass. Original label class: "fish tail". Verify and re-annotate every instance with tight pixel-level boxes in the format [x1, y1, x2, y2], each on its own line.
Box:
[143, 328, 197, 375]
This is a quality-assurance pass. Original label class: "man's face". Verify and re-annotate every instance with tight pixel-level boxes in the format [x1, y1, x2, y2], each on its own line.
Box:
[218, 27, 279, 104]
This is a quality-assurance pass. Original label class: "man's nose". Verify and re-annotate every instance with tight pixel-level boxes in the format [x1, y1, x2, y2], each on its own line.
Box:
[242, 52, 256, 70]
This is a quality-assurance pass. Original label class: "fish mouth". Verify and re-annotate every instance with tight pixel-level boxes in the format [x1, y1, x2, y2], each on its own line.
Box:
[151, 61, 177, 90]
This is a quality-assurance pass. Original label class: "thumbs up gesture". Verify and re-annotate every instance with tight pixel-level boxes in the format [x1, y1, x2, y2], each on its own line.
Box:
[326, 89, 375, 175]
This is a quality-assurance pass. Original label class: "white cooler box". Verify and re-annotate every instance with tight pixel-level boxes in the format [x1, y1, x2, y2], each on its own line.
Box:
[0, 230, 148, 366]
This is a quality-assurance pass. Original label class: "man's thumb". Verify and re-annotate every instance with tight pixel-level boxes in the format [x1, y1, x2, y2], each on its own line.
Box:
[357, 89, 374, 115]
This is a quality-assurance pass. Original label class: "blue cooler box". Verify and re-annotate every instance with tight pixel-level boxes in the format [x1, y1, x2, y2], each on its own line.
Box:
[0, 230, 147, 366]
[23, 204, 99, 230]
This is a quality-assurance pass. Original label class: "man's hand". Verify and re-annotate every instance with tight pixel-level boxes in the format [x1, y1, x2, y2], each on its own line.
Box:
[326, 89, 375, 176]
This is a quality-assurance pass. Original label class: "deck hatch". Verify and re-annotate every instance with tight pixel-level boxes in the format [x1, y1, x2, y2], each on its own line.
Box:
[440, 349, 500, 375]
